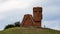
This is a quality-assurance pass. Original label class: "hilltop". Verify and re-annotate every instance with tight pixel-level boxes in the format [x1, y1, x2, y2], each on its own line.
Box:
[0, 27, 60, 34]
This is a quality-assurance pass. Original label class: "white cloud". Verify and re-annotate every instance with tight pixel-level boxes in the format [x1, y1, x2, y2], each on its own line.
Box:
[42, 19, 60, 30]
[43, 3, 60, 20]
[0, 0, 44, 13]
[0, 15, 6, 20]
[41, 0, 60, 30]
[0, 0, 38, 13]
[0, 0, 39, 20]
[0, 0, 42, 19]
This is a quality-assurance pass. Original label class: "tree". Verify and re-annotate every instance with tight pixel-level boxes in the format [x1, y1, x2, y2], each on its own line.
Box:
[14, 21, 20, 27]
[4, 21, 20, 30]
[4, 24, 15, 30]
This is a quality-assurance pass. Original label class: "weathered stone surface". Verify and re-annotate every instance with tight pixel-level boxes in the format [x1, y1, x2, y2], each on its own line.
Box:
[21, 7, 42, 28]
[33, 7, 42, 27]
[33, 7, 42, 21]
[21, 14, 35, 27]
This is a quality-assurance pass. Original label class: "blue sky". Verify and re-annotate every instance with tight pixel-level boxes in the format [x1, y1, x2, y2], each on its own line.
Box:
[0, 0, 60, 30]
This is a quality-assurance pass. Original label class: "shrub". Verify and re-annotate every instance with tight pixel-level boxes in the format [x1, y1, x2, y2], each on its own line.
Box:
[4, 24, 15, 30]
[14, 21, 20, 27]
[4, 21, 20, 30]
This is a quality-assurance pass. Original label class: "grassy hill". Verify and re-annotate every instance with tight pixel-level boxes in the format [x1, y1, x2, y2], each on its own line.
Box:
[0, 27, 60, 34]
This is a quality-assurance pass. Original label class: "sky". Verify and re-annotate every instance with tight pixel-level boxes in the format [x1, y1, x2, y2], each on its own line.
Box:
[0, 0, 60, 30]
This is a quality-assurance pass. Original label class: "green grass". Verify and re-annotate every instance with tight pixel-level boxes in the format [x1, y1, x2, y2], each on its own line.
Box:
[0, 27, 60, 34]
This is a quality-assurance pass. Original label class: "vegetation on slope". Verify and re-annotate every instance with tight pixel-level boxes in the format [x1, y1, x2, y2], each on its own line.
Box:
[4, 21, 20, 30]
[0, 27, 60, 34]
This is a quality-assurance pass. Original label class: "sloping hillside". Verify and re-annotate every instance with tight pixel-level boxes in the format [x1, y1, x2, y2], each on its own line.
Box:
[0, 27, 60, 34]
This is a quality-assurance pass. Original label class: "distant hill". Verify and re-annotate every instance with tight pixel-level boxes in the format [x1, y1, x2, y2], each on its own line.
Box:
[0, 27, 60, 34]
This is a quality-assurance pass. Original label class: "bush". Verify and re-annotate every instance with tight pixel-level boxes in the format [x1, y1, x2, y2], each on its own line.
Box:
[4, 21, 20, 30]
[14, 21, 20, 27]
[4, 24, 15, 30]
